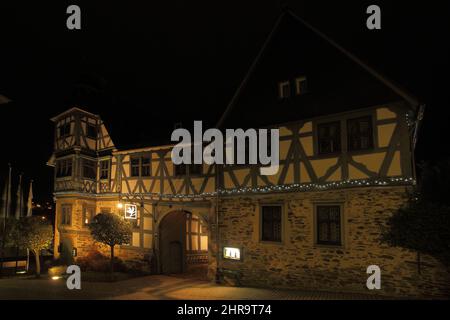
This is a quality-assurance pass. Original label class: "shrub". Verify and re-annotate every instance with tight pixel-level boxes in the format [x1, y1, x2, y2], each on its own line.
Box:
[76, 250, 127, 273]
[48, 265, 67, 277]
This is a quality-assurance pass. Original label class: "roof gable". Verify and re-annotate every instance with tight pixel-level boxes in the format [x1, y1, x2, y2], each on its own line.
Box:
[218, 10, 418, 129]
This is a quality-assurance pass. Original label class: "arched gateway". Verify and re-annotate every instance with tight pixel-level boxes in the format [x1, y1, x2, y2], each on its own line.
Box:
[157, 210, 209, 277]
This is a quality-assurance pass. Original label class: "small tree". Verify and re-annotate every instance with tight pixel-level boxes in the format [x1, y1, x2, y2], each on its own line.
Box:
[16, 216, 53, 277]
[381, 159, 450, 272]
[0, 217, 19, 276]
[88, 213, 132, 274]
[0, 217, 19, 248]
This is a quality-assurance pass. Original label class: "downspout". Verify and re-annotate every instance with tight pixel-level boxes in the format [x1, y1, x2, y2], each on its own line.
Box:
[411, 104, 425, 274]
[411, 104, 426, 183]
[413, 104, 425, 151]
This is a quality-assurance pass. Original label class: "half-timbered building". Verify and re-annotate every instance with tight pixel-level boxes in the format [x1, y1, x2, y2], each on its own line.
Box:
[48, 10, 449, 296]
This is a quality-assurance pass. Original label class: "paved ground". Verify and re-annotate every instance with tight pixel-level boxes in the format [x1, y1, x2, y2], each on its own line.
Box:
[0, 274, 388, 300]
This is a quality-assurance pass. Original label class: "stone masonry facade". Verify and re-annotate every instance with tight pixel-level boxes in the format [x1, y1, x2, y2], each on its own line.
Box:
[54, 197, 149, 264]
[209, 186, 450, 298]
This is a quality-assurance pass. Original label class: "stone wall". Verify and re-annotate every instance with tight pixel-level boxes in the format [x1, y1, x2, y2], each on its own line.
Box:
[209, 186, 450, 298]
[54, 197, 149, 263]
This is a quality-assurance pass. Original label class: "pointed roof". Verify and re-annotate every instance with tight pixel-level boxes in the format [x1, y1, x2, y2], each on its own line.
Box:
[50, 107, 101, 122]
[217, 9, 419, 129]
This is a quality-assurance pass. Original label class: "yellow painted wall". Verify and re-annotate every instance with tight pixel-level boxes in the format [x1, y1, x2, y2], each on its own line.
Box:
[352, 152, 386, 173]
[311, 158, 338, 178]
[387, 151, 402, 176]
[378, 123, 396, 148]
[299, 121, 312, 133]
[376, 107, 397, 120]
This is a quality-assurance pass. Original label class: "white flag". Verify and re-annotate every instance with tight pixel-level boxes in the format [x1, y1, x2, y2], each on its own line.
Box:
[27, 180, 33, 217]
[15, 174, 23, 220]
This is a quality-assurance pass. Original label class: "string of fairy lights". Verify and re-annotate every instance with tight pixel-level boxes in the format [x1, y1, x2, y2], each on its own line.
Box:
[119, 176, 416, 200]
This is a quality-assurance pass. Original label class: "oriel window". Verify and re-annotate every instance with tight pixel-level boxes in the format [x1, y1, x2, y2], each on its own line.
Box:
[59, 119, 71, 137]
[86, 124, 97, 139]
[316, 205, 341, 246]
[261, 205, 282, 242]
[82, 159, 97, 179]
[56, 159, 73, 177]
[347, 116, 373, 151]
[318, 121, 341, 154]
[100, 160, 110, 179]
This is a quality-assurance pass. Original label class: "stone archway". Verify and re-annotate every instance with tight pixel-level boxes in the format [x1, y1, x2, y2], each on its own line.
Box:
[158, 209, 209, 278]
[159, 210, 186, 274]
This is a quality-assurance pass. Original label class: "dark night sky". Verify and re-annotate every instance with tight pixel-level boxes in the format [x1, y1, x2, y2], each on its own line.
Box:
[0, 1, 449, 203]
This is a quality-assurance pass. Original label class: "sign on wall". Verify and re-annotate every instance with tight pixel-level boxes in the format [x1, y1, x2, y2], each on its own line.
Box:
[223, 247, 241, 261]
[124, 204, 137, 219]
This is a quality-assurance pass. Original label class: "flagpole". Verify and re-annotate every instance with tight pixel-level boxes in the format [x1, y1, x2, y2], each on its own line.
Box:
[0, 164, 12, 277]
[6, 164, 11, 218]
[26, 179, 33, 272]
[15, 173, 23, 273]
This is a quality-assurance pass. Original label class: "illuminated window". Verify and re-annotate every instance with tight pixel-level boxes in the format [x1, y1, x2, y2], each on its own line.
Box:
[347, 116, 373, 151]
[186, 214, 208, 253]
[278, 81, 290, 99]
[261, 205, 282, 242]
[61, 205, 72, 226]
[83, 206, 95, 226]
[318, 121, 341, 154]
[295, 77, 308, 95]
[316, 205, 341, 246]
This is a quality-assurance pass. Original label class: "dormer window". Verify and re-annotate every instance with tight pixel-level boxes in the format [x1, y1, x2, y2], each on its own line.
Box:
[278, 81, 290, 99]
[295, 77, 308, 95]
